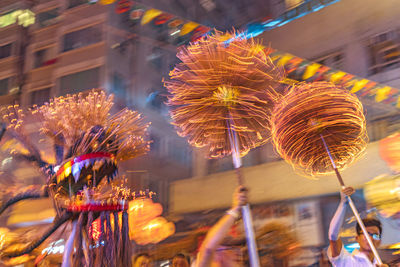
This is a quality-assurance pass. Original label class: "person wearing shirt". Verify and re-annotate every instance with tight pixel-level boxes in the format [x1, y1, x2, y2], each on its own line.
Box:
[327, 187, 388, 267]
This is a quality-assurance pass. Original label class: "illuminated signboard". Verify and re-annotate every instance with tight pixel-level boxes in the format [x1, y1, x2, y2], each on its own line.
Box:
[0, 9, 35, 28]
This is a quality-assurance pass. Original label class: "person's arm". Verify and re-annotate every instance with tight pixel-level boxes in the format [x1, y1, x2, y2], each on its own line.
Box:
[328, 187, 355, 258]
[196, 186, 247, 267]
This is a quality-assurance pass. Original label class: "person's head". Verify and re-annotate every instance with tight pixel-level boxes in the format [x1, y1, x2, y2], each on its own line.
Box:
[355, 218, 382, 252]
[134, 253, 152, 267]
[172, 253, 190, 267]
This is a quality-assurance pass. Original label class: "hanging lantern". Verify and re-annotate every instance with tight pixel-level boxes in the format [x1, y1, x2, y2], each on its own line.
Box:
[130, 217, 175, 245]
[126, 197, 175, 245]
[364, 174, 400, 218]
[379, 132, 400, 173]
[128, 198, 163, 227]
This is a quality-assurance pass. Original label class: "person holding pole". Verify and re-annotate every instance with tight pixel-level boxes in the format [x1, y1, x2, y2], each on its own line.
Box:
[327, 187, 388, 267]
[195, 186, 247, 267]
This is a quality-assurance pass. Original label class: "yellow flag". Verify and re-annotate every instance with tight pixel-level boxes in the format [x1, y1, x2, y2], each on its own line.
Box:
[302, 63, 321, 80]
[180, 21, 199, 36]
[141, 9, 162, 25]
[276, 54, 293, 67]
[330, 71, 346, 83]
[100, 0, 116, 4]
[375, 86, 392, 102]
[350, 79, 368, 93]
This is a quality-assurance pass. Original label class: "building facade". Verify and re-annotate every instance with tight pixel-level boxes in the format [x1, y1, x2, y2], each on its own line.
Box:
[0, 0, 195, 210]
[261, 0, 400, 140]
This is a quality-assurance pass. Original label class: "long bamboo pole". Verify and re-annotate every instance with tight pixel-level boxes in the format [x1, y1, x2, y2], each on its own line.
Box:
[320, 134, 383, 265]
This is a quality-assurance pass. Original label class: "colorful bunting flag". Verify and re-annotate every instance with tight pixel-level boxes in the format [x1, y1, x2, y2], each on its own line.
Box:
[94, 0, 400, 108]
[180, 21, 199, 36]
[141, 9, 162, 25]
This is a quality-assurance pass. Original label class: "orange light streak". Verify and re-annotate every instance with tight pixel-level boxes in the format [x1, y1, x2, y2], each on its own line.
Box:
[165, 31, 285, 158]
[271, 82, 368, 178]
[31, 90, 151, 161]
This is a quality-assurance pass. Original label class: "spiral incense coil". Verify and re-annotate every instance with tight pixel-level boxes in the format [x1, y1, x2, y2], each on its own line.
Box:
[165, 30, 285, 158]
[271, 82, 368, 178]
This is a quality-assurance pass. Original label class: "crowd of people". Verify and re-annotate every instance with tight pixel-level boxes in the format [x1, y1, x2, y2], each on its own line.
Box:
[131, 186, 396, 267]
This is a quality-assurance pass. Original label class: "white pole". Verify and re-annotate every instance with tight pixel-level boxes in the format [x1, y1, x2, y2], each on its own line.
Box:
[227, 119, 260, 267]
[320, 134, 382, 265]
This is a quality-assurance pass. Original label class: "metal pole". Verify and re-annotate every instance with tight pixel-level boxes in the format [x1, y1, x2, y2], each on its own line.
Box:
[227, 119, 260, 267]
[320, 134, 383, 265]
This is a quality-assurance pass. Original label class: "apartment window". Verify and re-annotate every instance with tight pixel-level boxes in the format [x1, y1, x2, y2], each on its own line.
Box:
[33, 49, 47, 68]
[33, 48, 56, 68]
[164, 138, 191, 165]
[147, 47, 164, 71]
[0, 78, 10, 95]
[369, 30, 400, 74]
[68, 0, 88, 9]
[62, 25, 102, 52]
[30, 87, 51, 106]
[37, 8, 59, 28]
[112, 73, 126, 98]
[314, 51, 344, 69]
[59, 67, 100, 96]
[0, 43, 12, 59]
[150, 133, 160, 152]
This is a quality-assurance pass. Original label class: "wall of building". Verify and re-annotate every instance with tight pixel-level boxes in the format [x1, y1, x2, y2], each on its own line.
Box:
[260, 0, 400, 87]
[169, 141, 392, 213]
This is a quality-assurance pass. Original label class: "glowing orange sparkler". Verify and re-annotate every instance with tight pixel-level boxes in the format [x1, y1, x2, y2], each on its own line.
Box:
[270, 81, 383, 265]
[166, 30, 285, 267]
[271, 82, 368, 178]
[165, 30, 285, 158]
[32, 90, 151, 162]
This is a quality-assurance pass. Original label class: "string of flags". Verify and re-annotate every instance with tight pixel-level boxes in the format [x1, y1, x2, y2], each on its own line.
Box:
[268, 49, 400, 108]
[94, 0, 400, 109]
